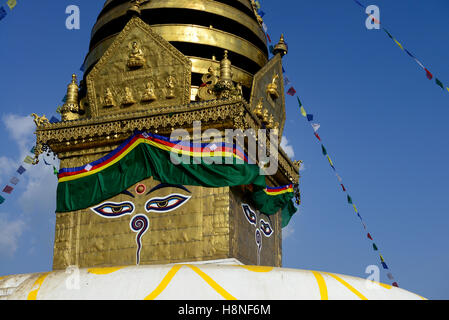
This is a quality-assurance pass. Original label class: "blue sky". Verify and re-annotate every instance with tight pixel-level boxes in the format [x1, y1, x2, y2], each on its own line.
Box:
[0, 0, 448, 299]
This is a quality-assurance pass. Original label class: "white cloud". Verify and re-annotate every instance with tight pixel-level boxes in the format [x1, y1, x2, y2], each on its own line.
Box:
[2, 114, 35, 154]
[0, 216, 27, 256]
[282, 223, 295, 240]
[280, 135, 295, 159]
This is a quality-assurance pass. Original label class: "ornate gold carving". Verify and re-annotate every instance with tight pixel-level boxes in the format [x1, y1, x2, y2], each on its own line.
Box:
[86, 17, 192, 118]
[266, 74, 280, 100]
[102, 88, 116, 108]
[249, 54, 286, 136]
[31, 113, 49, 127]
[141, 81, 157, 102]
[127, 41, 146, 69]
[198, 66, 219, 101]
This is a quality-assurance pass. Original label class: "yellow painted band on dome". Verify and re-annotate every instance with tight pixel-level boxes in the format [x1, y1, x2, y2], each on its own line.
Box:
[27, 272, 50, 300]
[325, 272, 368, 300]
[187, 265, 237, 300]
[87, 266, 125, 275]
[238, 265, 274, 273]
[144, 264, 183, 300]
[311, 271, 328, 300]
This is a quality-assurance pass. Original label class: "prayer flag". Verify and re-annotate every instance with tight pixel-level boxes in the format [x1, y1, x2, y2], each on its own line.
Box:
[347, 195, 353, 204]
[404, 49, 415, 59]
[436, 78, 444, 89]
[341, 184, 346, 192]
[269, 45, 274, 54]
[336, 173, 342, 182]
[297, 96, 303, 106]
[23, 156, 34, 164]
[287, 87, 296, 96]
[392, 282, 399, 287]
[282, 67, 285, 74]
[284, 76, 291, 86]
[357, 213, 362, 220]
[367, 233, 373, 240]
[394, 39, 404, 50]
[30, 146, 35, 154]
[3, 185, 13, 194]
[53, 166, 58, 175]
[10, 177, 19, 185]
[381, 262, 388, 269]
[321, 145, 327, 156]
[0, 6, 7, 21]
[383, 28, 394, 39]
[413, 58, 425, 69]
[311, 123, 320, 132]
[387, 273, 394, 280]
[17, 166, 26, 175]
[50, 116, 59, 124]
[373, 243, 378, 251]
[80, 62, 85, 72]
[262, 22, 267, 33]
[255, 1, 261, 10]
[306, 114, 313, 122]
[326, 155, 335, 170]
[425, 68, 433, 80]
[314, 132, 321, 141]
[257, 10, 265, 18]
[352, 204, 358, 213]
[380, 255, 385, 263]
[353, 0, 365, 8]
[0, 195, 4, 204]
[300, 107, 307, 117]
[6, 0, 16, 10]
[267, 34, 271, 43]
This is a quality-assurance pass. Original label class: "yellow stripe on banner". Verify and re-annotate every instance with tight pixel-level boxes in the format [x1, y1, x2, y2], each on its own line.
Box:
[59, 138, 244, 183]
[263, 188, 294, 196]
[27, 273, 50, 300]
[187, 265, 237, 300]
[144, 264, 183, 300]
[325, 273, 368, 300]
[311, 271, 328, 300]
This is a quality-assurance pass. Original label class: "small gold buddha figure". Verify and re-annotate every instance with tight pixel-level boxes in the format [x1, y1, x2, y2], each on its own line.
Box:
[123, 87, 136, 105]
[266, 74, 280, 100]
[166, 75, 176, 99]
[262, 109, 269, 124]
[254, 97, 264, 118]
[103, 88, 115, 108]
[141, 81, 157, 102]
[127, 41, 146, 69]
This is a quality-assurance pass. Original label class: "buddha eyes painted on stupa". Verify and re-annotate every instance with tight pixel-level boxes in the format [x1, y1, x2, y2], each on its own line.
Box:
[89, 182, 192, 265]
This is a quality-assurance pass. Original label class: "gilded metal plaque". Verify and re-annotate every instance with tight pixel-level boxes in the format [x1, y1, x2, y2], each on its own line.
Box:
[86, 17, 192, 118]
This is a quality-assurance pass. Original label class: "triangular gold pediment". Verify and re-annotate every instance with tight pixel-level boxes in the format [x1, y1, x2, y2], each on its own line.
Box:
[249, 54, 286, 135]
[86, 17, 192, 118]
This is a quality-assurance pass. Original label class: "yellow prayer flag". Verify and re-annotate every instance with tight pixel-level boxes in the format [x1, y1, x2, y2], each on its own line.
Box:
[7, 0, 17, 10]
[446, 87, 449, 93]
[380, 255, 385, 262]
[23, 156, 33, 164]
[394, 39, 404, 50]
[300, 106, 307, 117]
[326, 155, 334, 167]
[353, 204, 358, 213]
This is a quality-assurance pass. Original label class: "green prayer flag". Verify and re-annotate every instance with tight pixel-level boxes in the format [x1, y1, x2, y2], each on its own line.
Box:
[296, 96, 302, 107]
[347, 195, 353, 204]
[321, 145, 327, 156]
[383, 28, 394, 39]
[373, 243, 378, 251]
[436, 78, 444, 89]
[0, 195, 5, 204]
[281, 201, 297, 228]
[53, 166, 59, 175]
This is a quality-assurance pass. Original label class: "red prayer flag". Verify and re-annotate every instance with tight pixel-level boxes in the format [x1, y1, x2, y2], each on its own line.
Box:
[392, 282, 399, 287]
[287, 87, 296, 96]
[314, 132, 321, 141]
[425, 68, 433, 80]
[367, 233, 373, 240]
[341, 184, 346, 192]
[267, 33, 271, 43]
[2, 185, 13, 194]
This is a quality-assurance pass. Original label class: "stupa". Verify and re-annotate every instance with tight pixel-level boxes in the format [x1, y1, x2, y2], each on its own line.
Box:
[0, 0, 424, 300]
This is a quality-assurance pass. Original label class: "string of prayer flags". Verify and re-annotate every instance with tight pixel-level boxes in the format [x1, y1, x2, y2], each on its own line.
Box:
[354, 0, 449, 94]
[257, 0, 400, 286]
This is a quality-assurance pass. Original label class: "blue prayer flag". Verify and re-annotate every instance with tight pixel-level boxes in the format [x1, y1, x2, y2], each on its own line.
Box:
[17, 165, 26, 175]
[307, 114, 313, 122]
[0, 6, 7, 21]
[381, 262, 388, 269]
[50, 116, 59, 124]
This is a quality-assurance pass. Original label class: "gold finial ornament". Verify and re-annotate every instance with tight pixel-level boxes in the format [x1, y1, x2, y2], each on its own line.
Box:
[217, 50, 236, 99]
[128, 0, 144, 15]
[141, 81, 157, 102]
[60, 74, 80, 121]
[273, 34, 288, 57]
[127, 41, 146, 69]
[266, 74, 280, 100]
